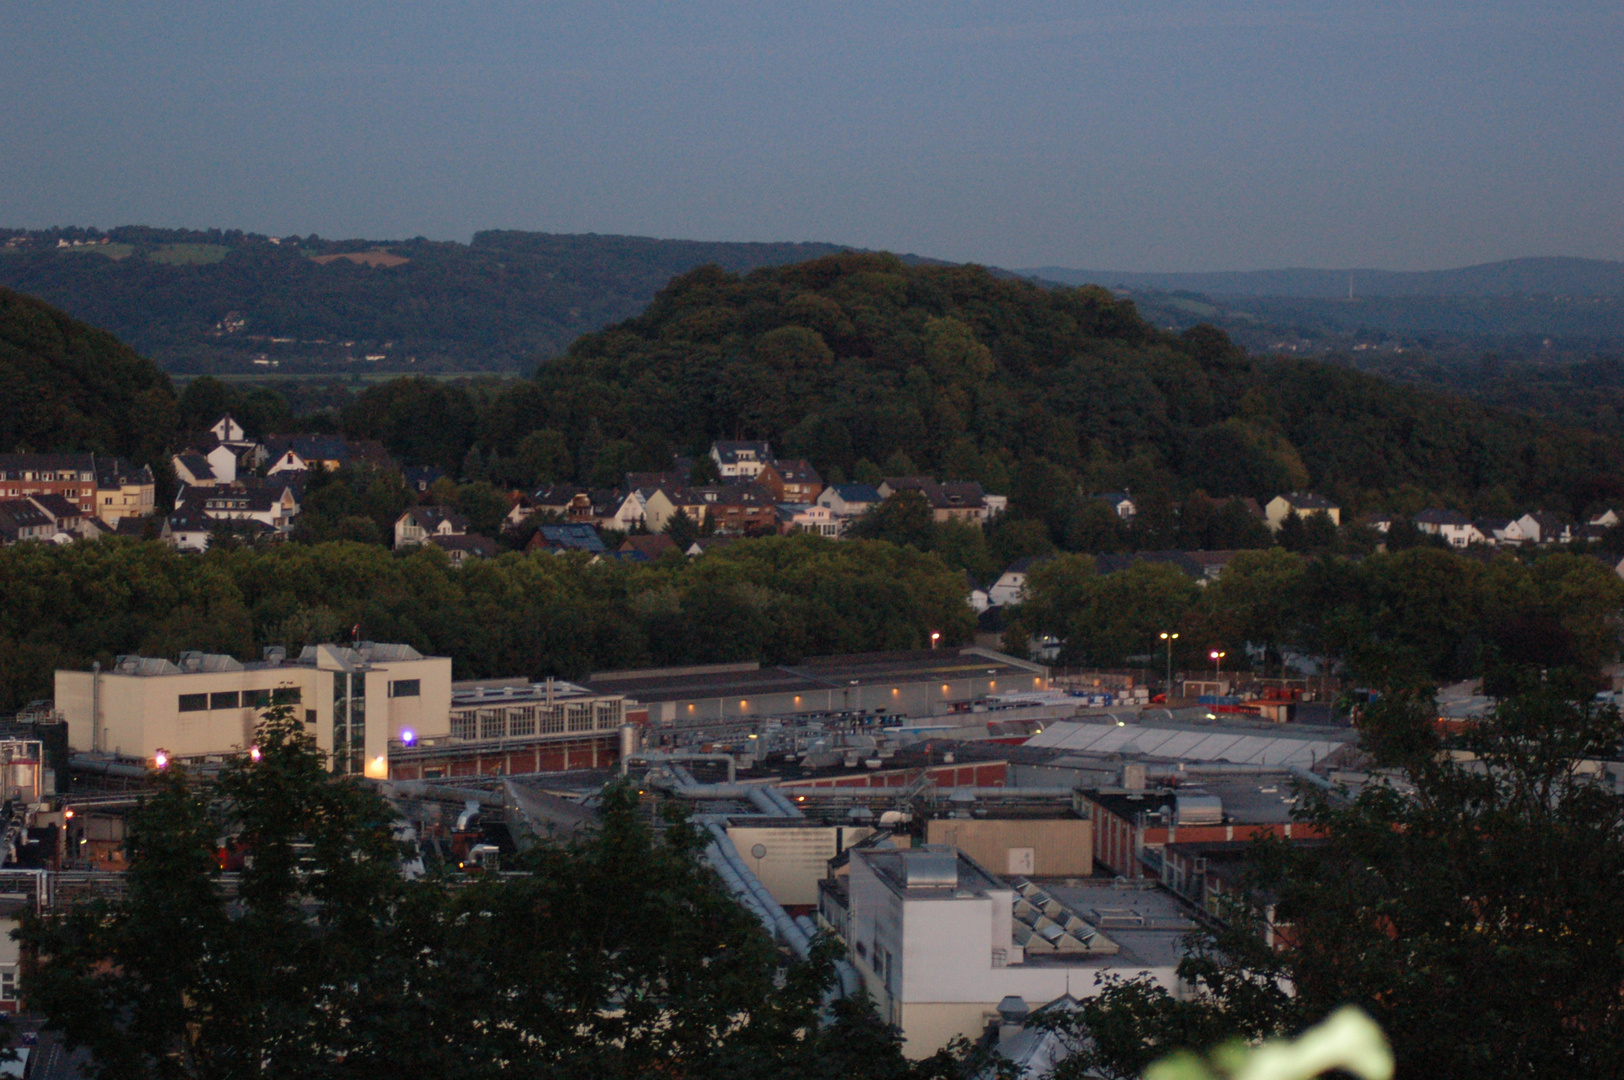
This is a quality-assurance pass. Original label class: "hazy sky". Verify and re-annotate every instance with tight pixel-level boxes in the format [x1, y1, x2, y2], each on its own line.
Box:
[5, 2, 1621, 271]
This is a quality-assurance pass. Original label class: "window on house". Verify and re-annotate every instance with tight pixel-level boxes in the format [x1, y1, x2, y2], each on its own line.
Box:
[389, 679, 420, 698]
[305, 709, 317, 725]
[178, 693, 208, 712]
[210, 691, 240, 710]
[271, 687, 302, 705]
[249, 689, 271, 708]
[0, 967, 16, 1001]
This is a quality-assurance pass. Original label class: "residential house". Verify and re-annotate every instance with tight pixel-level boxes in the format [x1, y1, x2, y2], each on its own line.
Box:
[95, 457, 157, 525]
[692, 483, 776, 535]
[1089, 549, 1246, 585]
[0, 454, 98, 517]
[179, 414, 268, 483]
[529, 485, 642, 530]
[598, 490, 647, 532]
[1093, 491, 1136, 521]
[172, 452, 220, 488]
[504, 493, 537, 530]
[710, 441, 774, 479]
[1590, 508, 1619, 528]
[758, 459, 824, 504]
[617, 534, 679, 562]
[395, 507, 469, 549]
[1182, 550, 1242, 584]
[527, 524, 608, 556]
[1474, 517, 1531, 546]
[404, 465, 446, 494]
[1572, 522, 1610, 544]
[782, 503, 840, 538]
[1413, 508, 1484, 548]
[816, 483, 882, 530]
[265, 434, 353, 474]
[161, 505, 214, 552]
[178, 480, 300, 531]
[685, 536, 737, 557]
[208, 414, 248, 443]
[1514, 511, 1571, 545]
[637, 486, 703, 534]
[1263, 492, 1340, 532]
[624, 471, 687, 493]
[25, 494, 90, 539]
[1358, 511, 1395, 534]
[427, 533, 496, 565]
[879, 477, 989, 526]
[987, 556, 1046, 608]
[0, 499, 55, 544]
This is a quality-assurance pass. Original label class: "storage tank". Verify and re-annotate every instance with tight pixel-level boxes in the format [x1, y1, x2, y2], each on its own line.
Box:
[1174, 794, 1223, 826]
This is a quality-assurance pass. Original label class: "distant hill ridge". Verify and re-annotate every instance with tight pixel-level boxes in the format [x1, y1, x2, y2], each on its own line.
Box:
[1025, 256, 1624, 299]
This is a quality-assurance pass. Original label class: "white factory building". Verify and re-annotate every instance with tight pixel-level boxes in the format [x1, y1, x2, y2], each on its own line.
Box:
[842, 845, 1187, 1057]
[54, 643, 451, 776]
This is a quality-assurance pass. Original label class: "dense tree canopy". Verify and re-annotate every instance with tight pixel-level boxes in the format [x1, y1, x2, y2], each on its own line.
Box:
[1012, 546, 1624, 682]
[0, 286, 176, 461]
[0, 534, 975, 711]
[20, 709, 924, 1080]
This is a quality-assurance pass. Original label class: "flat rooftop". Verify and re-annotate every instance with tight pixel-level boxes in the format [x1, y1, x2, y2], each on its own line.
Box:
[1028, 718, 1352, 769]
[1040, 879, 1195, 969]
[583, 648, 1044, 705]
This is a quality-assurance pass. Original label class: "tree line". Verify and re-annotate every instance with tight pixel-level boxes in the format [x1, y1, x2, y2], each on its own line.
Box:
[1011, 545, 1624, 685]
[0, 534, 974, 713]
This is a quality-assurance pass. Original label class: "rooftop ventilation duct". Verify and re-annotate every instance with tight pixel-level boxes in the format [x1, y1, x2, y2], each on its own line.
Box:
[1174, 794, 1223, 826]
[902, 849, 958, 888]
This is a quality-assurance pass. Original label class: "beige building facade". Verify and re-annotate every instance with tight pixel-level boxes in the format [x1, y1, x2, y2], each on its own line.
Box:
[55, 643, 452, 777]
[924, 817, 1092, 878]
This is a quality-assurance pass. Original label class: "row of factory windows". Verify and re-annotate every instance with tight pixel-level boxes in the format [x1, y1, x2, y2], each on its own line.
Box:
[449, 700, 625, 741]
[175, 678, 420, 715]
[178, 687, 303, 713]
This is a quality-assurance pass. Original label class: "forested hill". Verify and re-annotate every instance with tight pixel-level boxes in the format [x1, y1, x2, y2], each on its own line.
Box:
[0, 286, 176, 463]
[512, 253, 1623, 519]
[1027, 256, 1624, 299]
[0, 227, 851, 374]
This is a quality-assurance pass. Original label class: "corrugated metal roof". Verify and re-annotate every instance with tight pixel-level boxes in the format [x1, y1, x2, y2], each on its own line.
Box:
[1028, 721, 1347, 768]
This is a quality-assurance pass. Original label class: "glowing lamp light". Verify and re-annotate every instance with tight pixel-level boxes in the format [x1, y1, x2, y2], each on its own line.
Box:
[63, 808, 74, 820]
[400, 729, 417, 747]
[153, 749, 169, 770]
[249, 745, 262, 763]
[364, 755, 388, 780]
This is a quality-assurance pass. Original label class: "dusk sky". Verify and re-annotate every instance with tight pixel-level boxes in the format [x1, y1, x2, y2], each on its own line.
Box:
[5, 2, 1621, 272]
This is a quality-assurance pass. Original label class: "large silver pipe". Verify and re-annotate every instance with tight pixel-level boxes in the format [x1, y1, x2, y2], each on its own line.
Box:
[704, 821, 811, 956]
[381, 780, 505, 807]
[622, 752, 736, 783]
[762, 786, 806, 818]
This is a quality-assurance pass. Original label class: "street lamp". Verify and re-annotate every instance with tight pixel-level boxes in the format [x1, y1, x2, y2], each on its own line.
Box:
[1159, 631, 1179, 695]
[930, 631, 941, 649]
[1210, 650, 1227, 686]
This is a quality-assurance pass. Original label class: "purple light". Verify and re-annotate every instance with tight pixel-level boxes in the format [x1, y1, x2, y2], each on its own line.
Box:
[400, 729, 416, 746]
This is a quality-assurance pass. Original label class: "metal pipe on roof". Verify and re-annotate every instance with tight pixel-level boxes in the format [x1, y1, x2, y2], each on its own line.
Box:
[621, 752, 737, 783]
[381, 780, 506, 807]
[69, 755, 153, 780]
[1287, 766, 1338, 792]
[761, 786, 806, 818]
[703, 822, 812, 957]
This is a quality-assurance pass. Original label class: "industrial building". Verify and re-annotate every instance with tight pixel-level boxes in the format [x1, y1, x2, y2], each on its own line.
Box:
[583, 648, 1050, 725]
[386, 679, 639, 780]
[55, 643, 451, 776]
[840, 845, 1188, 1056]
